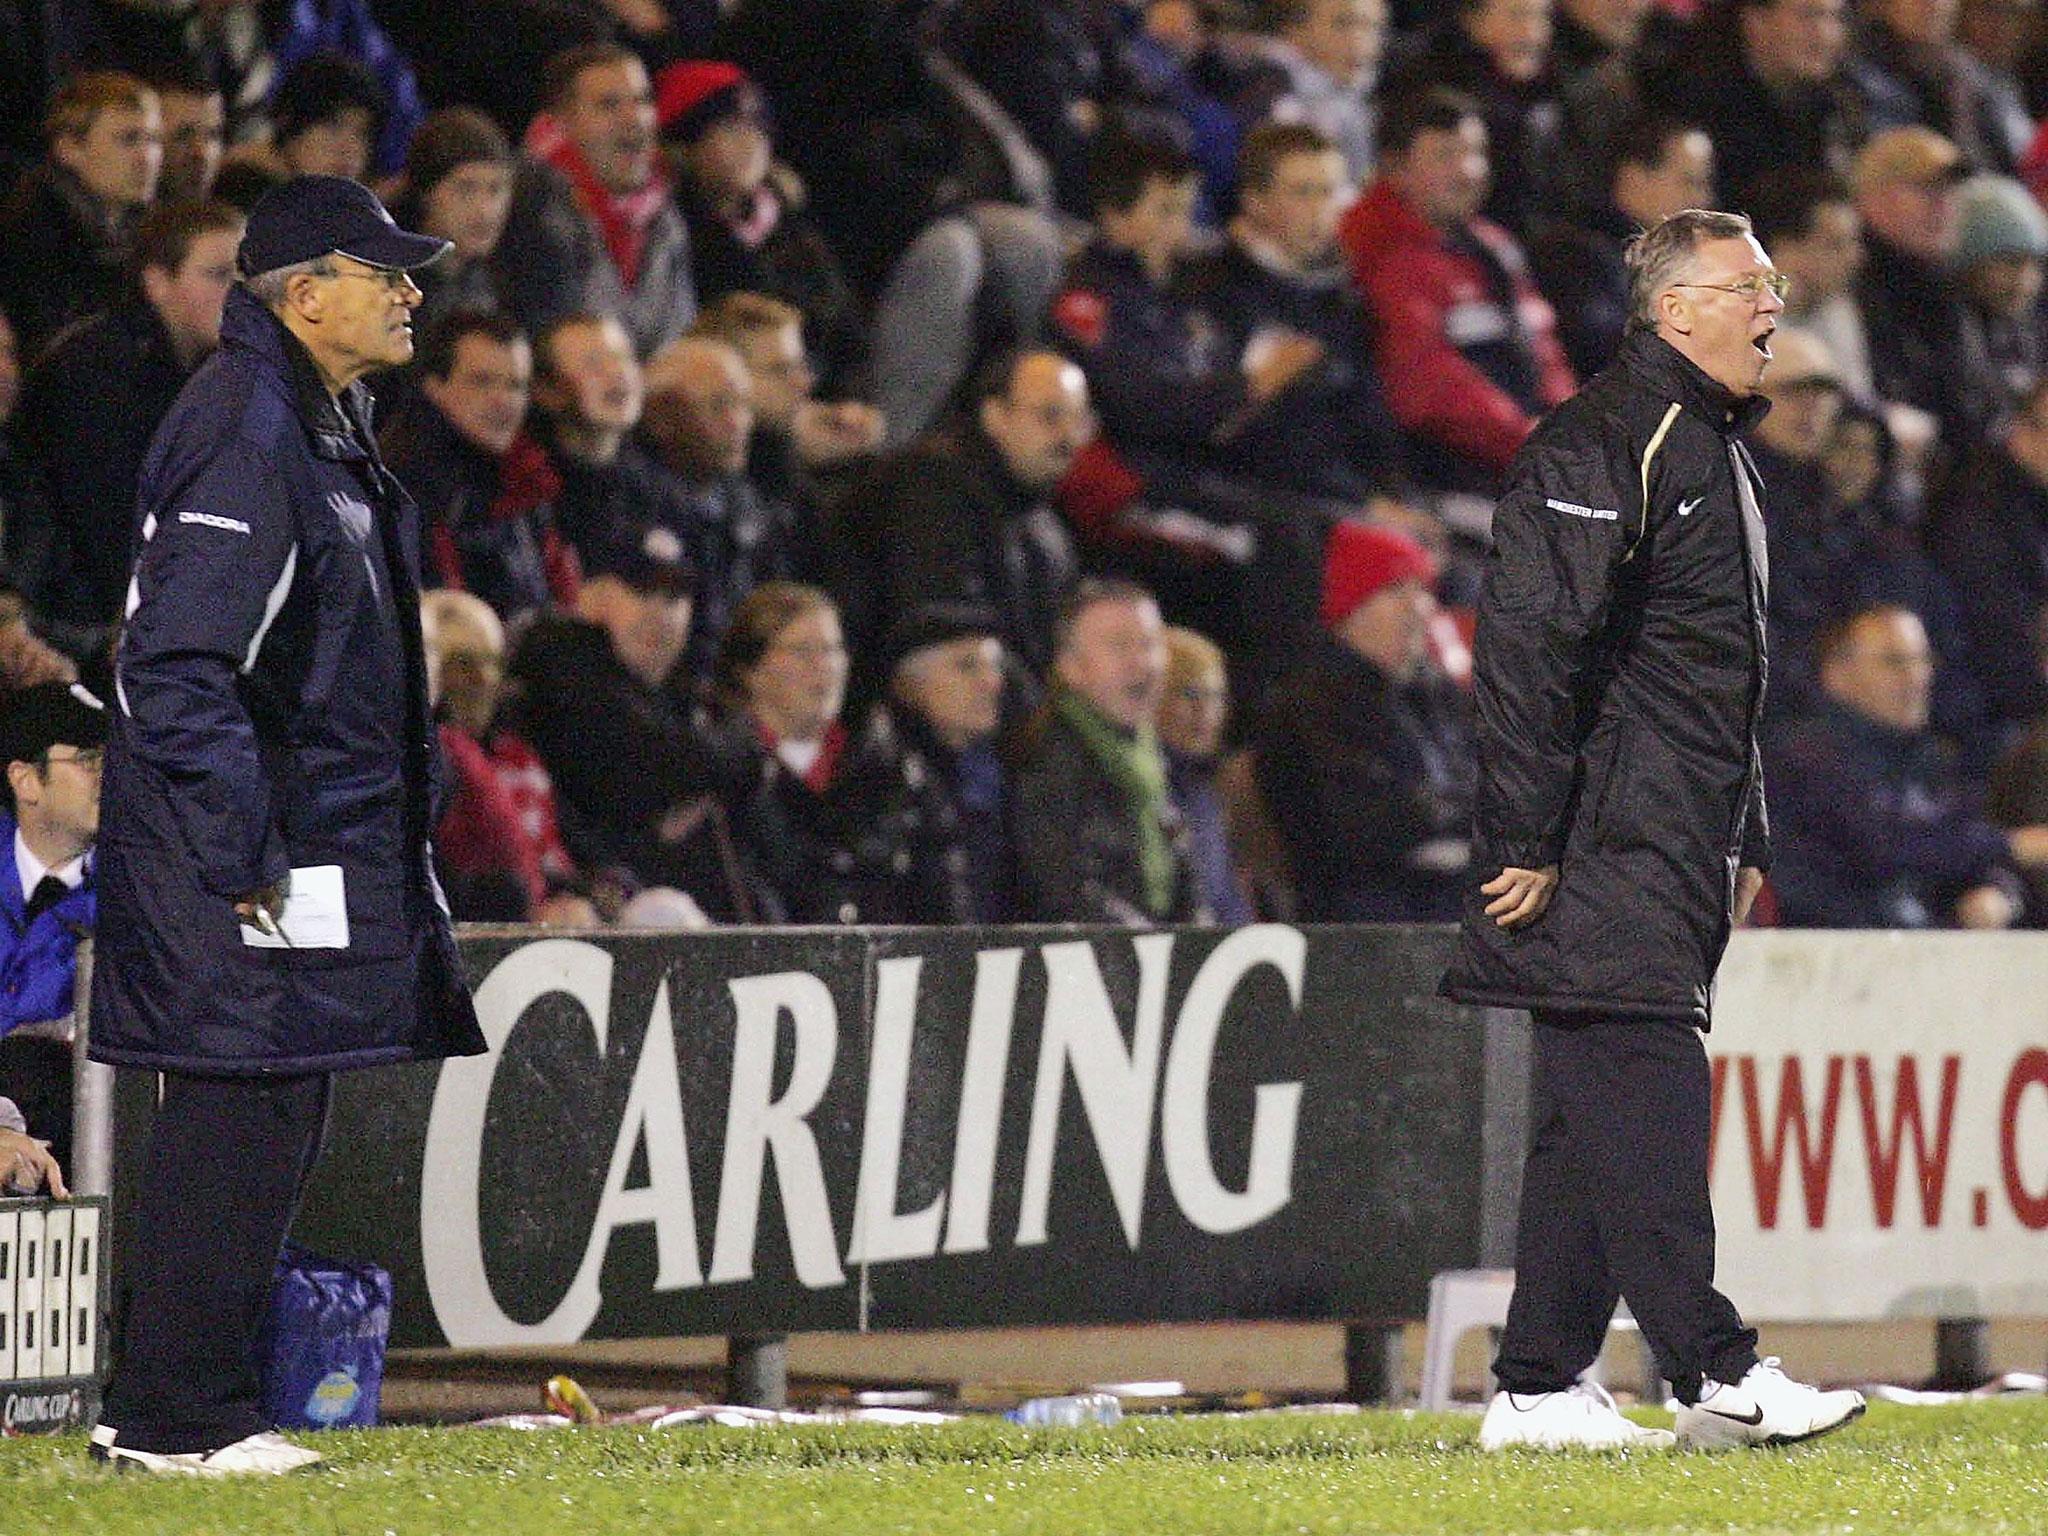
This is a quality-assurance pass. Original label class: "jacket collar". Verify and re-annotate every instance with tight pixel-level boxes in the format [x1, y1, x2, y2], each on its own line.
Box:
[1619, 330, 1771, 437]
[218, 287, 377, 464]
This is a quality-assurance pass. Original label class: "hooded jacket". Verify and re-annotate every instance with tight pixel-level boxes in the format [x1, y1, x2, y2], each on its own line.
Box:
[90, 287, 486, 1074]
[1442, 330, 1772, 1025]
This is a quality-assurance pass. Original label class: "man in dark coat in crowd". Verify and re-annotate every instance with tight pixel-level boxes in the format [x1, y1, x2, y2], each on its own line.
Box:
[1926, 375, 2048, 741]
[1255, 520, 1472, 922]
[1767, 604, 2047, 928]
[88, 176, 485, 1475]
[1009, 578, 1204, 926]
[0, 71, 162, 359]
[1442, 209, 1865, 1453]
[19, 198, 244, 655]
[879, 602, 1019, 923]
[825, 350, 1088, 712]
[382, 308, 581, 625]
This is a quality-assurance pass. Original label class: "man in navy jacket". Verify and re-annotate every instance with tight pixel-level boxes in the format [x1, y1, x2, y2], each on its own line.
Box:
[88, 176, 486, 1476]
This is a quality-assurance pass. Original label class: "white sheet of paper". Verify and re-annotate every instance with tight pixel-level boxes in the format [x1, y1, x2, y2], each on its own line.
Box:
[239, 864, 351, 950]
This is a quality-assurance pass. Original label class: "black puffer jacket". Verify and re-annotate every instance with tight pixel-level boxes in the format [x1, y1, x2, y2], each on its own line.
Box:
[1442, 331, 1771, 1026]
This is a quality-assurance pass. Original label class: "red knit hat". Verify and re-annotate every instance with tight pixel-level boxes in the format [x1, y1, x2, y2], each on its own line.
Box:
[1319, 519, 1439, 630]
[654, 60, 767, 144]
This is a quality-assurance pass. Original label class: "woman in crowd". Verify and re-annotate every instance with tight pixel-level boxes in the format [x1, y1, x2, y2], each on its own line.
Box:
[708, 582, 974, 924]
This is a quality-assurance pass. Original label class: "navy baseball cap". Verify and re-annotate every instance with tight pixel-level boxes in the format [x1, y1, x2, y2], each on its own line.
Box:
[237, 174, 451, 279]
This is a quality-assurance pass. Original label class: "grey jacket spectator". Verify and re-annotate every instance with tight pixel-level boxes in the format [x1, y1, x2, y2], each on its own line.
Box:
[498, 45, 698, 361]
[1239, 0, 1389, 187]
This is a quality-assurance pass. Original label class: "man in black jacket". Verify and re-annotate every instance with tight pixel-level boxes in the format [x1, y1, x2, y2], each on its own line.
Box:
[0, 71, 162, 361]
[824, 350, 1088, 711]
[1442, 208, 1866, 1452]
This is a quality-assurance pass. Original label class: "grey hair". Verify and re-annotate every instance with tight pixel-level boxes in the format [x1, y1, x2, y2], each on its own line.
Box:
[1624, 209, 1756, 332]
[241, 255, 337, 308]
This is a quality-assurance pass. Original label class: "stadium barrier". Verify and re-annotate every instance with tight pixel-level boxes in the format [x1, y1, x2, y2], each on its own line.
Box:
[78, 926, 2048, 1404]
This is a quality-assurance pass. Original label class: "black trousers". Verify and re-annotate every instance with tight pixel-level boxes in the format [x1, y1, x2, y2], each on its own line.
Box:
[99, 1071, 331, 1454]
[1493, 1012, 1758, 1405]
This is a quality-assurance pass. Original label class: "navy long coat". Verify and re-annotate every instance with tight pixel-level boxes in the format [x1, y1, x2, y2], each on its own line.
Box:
[89, 288, 485, 1075]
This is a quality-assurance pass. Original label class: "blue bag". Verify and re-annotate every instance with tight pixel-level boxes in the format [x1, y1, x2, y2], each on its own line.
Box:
[261, 1243, 392, 1431]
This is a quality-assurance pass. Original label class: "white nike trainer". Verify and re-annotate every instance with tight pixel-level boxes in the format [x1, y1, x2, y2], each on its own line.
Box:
[90, 1425, 325, 1476]
[1674, 1358, 1866, 1449]
[1478, 1380, 1677, 1451]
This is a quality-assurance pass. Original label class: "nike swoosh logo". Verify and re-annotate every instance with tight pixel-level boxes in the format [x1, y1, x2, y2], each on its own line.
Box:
[1704, 1404, 1764, 1426]
[1678, 496, 1704, 517]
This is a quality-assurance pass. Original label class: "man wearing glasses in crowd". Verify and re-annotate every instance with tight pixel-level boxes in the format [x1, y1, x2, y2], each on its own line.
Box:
[0, 681, 109, 1179]
[87, 177, 485, 1475]
[1443, 209, 1867, 1451]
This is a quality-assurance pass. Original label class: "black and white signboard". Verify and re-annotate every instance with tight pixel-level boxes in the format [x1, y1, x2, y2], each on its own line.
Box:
[289, 925, 1487, 1349]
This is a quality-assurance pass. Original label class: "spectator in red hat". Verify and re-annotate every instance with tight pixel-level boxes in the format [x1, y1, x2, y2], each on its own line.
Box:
[656, 59, 865, 394]
[1250, 518, 1474, 920]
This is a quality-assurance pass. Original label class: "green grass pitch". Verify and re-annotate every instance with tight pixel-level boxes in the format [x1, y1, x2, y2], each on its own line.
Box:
[4, 1400, 2046, 1535]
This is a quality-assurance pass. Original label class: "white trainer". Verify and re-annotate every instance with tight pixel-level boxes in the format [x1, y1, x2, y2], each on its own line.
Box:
[90, 1425, 325, 1476]
[1478, 1381, 1677, 1451]
[1675, 1358, 1866, 1450]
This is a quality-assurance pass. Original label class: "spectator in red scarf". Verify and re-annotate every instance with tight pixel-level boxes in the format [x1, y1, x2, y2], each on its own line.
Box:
[383, 310, 582, 625]
[499, 42, 699, 360]
[422, 588, 597, 925]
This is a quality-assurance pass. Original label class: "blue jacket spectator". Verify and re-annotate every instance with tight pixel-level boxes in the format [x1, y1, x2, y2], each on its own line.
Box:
[0, 682, 104, 1039]
[1050, 131, 1323, 506]
[1766, 606, 2037, 929]
[1179, 120, 1415, 506]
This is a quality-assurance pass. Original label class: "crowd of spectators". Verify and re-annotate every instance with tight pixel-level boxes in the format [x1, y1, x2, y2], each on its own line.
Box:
[5, 0, 2048, 942]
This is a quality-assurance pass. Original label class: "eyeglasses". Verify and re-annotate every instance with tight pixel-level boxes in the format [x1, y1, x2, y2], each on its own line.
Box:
[325, 264, 421, 296]
[41, 748, 103, 774]
[1674, 273, 1792, 304]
